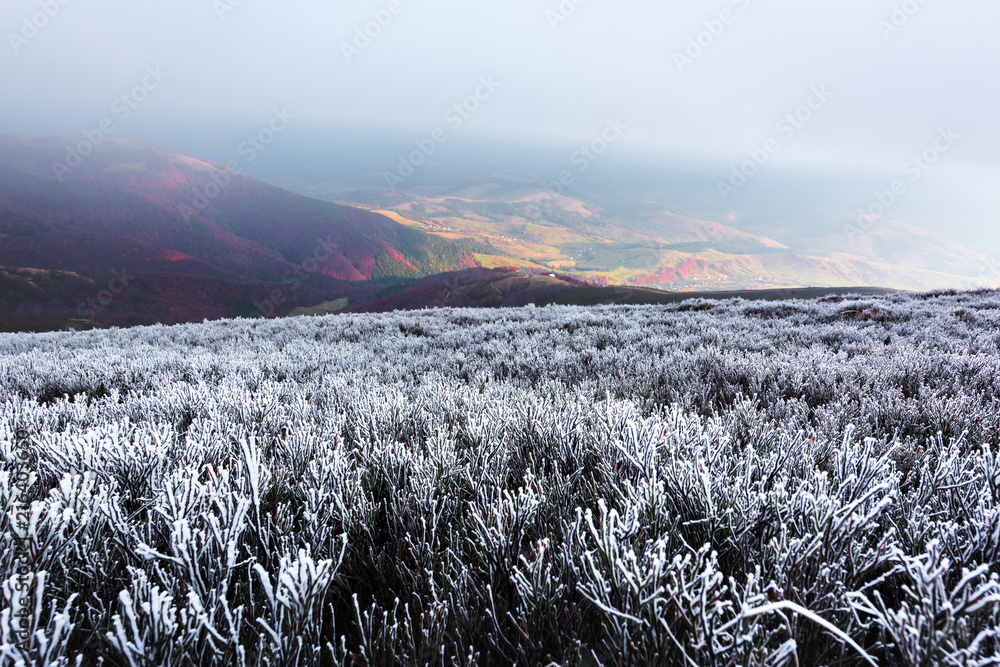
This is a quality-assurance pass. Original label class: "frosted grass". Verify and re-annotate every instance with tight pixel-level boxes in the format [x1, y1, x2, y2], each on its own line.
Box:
[2, 289, 1000, 665]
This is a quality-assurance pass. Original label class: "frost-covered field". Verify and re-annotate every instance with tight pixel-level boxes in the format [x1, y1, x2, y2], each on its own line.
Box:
[3, 290, 1000, 666]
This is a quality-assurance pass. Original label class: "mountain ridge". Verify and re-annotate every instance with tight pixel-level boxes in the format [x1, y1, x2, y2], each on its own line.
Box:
[0, 135, 494, 327]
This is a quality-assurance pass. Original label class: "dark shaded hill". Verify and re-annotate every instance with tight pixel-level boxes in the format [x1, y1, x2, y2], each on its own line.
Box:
[345, 267, 588, 313]
[539, 285, 900, 307]
[0, 135, 491, 327]
[343, 271, 901, 314]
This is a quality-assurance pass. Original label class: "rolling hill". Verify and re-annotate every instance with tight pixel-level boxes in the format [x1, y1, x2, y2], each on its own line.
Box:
[281, 174, 993, 293]
[0, 135, 494, 327]
[3, 135, 988, 332]
[342, 267, 589, 313]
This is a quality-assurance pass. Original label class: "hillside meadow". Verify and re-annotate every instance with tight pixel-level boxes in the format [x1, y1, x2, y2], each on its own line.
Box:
[2, 289, 1000, 665]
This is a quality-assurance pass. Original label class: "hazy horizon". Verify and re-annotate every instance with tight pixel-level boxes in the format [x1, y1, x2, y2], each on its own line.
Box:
[3, 0, 999, 257]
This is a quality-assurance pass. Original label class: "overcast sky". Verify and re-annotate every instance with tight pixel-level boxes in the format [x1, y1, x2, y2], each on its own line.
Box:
[2, 0, 998, 248]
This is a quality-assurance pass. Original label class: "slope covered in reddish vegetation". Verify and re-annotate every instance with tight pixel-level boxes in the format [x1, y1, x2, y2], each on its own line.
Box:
[629, 258, 712, 287]
[0, 136, 492, 326]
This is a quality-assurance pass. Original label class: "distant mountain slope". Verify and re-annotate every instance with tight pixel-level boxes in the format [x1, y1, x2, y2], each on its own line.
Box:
[0, 135, 492, 326]
[282, 175, 992, 292]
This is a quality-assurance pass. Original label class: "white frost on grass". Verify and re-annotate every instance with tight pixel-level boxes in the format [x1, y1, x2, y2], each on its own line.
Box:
[1, 289, 1000, 664]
